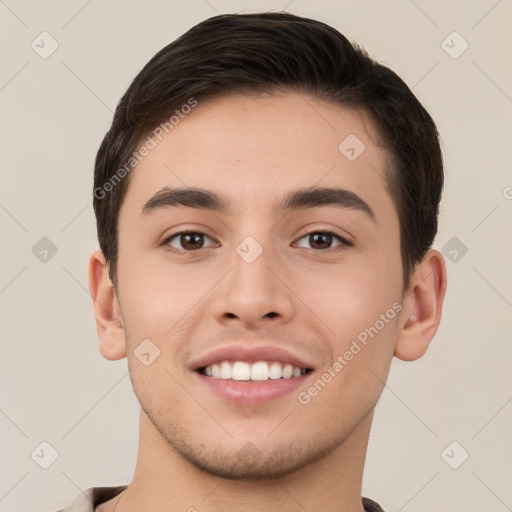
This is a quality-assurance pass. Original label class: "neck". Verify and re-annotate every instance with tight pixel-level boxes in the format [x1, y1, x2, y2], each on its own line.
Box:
[115, 409, 373, 512]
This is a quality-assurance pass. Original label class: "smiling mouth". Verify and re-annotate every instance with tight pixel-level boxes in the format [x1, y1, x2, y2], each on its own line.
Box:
[197, 360, 313, 381]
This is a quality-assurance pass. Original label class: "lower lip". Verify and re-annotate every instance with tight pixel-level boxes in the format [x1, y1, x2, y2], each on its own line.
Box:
[195, 371, 313, 406]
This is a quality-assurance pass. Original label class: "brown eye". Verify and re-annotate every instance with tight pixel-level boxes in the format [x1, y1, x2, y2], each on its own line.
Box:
[308, 233, 333, 250]
[166, 232, 215, 251]
[295, 231, 349, 250]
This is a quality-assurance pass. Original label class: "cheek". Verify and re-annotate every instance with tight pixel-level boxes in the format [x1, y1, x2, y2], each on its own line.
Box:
[127, 359, 186, 422]
[295, 316, 398, 433]
[118, 255, 206, 338]
[297, 254, 402, 342]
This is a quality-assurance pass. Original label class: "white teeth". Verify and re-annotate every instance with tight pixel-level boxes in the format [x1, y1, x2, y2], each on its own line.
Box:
[250, 361, 269, 381]
[231, 361, 251, 380]
[282, 364, 293, 378]
[202, 360, 307, 381]
[269, 362, 282, 379]
[220, 361, 232, 379]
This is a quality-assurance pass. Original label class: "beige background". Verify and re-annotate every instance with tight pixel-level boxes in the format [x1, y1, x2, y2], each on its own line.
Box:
[1, 1, 511, 511]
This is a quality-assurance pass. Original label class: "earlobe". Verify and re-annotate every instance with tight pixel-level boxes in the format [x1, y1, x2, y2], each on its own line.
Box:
[88, 250, 127, 361]
[394, 250, 447, 361]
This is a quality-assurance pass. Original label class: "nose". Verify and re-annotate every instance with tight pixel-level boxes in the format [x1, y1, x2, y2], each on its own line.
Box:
[212, 242, 295, 330]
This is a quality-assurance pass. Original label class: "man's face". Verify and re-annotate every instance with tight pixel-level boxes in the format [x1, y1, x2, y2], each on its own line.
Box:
[115, 91, 404, 478]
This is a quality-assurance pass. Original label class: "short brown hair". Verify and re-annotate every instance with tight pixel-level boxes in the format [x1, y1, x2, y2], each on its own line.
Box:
[93, 12, 443, 290]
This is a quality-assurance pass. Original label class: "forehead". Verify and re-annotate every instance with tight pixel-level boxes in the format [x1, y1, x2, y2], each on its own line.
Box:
[122, 91, 394, 218]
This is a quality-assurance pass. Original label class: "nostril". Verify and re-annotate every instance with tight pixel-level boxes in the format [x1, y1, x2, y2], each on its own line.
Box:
[265, 312, 278, 318]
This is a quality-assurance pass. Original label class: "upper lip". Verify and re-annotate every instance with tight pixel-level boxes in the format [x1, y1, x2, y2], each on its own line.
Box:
[190, 344, 315, 371]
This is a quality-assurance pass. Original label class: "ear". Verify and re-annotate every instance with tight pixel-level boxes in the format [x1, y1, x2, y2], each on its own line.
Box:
[88, 250, 127, 360]
[394, 250, 447, 361]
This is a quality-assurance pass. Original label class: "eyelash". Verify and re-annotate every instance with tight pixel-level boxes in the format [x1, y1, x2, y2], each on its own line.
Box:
[161, 229, 352, 255]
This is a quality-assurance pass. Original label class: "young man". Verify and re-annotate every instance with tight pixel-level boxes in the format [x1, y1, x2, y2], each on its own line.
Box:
[58, 11, 447, 512]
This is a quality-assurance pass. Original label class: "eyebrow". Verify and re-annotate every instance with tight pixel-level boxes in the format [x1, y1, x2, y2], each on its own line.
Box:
[142, 186, 375, 220]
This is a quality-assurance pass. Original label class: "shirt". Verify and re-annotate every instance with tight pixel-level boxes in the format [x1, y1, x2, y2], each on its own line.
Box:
[55, 486, 386, 511]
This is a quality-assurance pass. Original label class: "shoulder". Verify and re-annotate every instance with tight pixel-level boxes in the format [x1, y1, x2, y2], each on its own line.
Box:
[53, 486, 127, 512]
[363, 496, 386, 512]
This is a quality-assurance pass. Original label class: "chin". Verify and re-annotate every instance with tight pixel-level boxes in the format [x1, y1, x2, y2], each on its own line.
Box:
[174, 440, 333, 481]
[145, 410, 345, 481]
